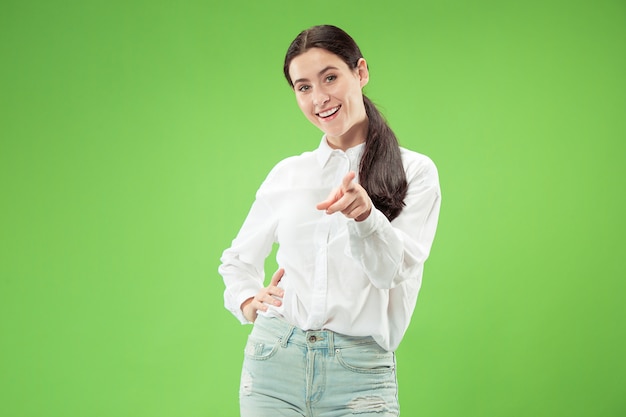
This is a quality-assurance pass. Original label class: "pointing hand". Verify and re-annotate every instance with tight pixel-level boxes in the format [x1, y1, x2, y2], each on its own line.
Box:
[316, 171, 372, 222]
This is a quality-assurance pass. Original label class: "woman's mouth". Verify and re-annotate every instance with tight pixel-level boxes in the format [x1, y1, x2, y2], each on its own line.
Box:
[316, 105, 341, 121]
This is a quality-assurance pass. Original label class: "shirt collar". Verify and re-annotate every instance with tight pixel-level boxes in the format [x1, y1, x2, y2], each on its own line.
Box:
[315, 135, 366, 168]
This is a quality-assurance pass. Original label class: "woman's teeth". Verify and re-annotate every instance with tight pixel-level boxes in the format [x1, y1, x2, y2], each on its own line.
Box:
[318, 106, 340, 118]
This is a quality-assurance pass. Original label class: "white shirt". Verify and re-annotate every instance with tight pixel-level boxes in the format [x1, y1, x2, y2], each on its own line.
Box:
[219, 136, 441, 351]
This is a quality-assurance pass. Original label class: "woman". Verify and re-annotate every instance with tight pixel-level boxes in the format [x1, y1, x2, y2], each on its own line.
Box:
[219, 25, 441, 416]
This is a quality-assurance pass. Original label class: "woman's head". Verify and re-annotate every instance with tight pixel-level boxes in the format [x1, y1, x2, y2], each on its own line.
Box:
[284, 26, 370, 148]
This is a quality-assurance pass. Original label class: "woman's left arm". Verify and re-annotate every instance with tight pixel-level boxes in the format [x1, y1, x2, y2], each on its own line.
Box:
[346, 155, 441, 289]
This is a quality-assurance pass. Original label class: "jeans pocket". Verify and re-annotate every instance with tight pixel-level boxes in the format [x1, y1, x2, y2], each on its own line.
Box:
[336, 344, 396, 374]
[243, 336, 280, 361]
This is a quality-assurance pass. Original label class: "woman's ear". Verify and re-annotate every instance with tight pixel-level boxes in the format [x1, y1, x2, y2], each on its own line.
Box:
[356, 58, 369, 88]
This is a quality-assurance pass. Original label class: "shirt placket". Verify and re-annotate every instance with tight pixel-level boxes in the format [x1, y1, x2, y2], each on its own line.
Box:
[308, 151, 350, 330]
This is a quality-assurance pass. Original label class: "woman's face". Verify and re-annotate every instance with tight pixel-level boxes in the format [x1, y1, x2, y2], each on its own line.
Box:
[288, 47, 369, 148]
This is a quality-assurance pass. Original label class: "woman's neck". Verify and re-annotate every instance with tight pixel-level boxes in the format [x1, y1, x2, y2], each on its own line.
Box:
[326, 117, 369, 151]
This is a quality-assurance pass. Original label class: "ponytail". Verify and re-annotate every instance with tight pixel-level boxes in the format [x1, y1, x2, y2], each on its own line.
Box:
[360, 95, 408, 222]
[283, 25, 408, 221]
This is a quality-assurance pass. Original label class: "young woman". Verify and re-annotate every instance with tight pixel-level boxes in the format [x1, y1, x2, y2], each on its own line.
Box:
[219, 25, 441, 416]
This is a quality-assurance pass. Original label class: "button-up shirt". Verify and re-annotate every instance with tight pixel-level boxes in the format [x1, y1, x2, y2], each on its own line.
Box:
[219, 136, 441, 351]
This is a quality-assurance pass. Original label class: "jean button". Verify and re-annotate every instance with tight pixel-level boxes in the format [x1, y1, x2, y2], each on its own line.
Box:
[308, 335, 317, 343]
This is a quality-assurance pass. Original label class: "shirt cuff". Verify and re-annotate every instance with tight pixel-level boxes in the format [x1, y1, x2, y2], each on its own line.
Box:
[347, 207, 385, 238]
[229, 288, 259, 324]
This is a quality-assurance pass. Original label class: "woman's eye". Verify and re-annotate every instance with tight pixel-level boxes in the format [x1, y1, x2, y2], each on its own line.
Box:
[298, 85, 311, 92]
[325, 75, 337, 82]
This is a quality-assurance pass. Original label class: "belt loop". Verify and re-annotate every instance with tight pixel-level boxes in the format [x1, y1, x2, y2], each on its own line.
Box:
[280, 323, 295, 348]
[328, 330, 335, 356]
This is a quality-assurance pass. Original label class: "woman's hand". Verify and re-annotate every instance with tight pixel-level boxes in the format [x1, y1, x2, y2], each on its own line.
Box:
[241, 268, 285, 323]
[316, 171, 372, 222]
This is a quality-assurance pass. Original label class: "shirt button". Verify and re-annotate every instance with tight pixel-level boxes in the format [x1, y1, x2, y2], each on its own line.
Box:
[308, 335, 317, 343]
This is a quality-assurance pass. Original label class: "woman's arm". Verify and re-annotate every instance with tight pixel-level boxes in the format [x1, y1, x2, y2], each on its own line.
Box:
[345, 154, 441, 289]
[219, 186, 279, 323]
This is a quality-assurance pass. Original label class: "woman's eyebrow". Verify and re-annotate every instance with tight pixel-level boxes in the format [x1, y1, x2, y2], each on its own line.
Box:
[293, 66, 340, 85]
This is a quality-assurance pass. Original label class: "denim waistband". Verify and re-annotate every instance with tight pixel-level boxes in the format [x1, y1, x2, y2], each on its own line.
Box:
[253, 316, 378, 352]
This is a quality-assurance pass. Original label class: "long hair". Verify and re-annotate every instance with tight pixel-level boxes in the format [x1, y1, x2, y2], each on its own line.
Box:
[283, 25, 408, 221]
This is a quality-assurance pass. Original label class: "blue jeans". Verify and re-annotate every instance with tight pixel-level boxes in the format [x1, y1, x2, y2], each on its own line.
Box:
[239, 316, 400, 416]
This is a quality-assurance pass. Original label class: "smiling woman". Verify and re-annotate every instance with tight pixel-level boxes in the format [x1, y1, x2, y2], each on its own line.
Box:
[219, 24, 442, 416]
[289, 48, 369, 149]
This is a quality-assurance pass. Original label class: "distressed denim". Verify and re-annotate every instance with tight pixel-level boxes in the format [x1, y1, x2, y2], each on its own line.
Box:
[240, 316, 400, 416]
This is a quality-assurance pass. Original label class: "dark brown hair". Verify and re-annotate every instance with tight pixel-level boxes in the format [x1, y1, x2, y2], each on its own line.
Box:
[283, 25, 407, 221]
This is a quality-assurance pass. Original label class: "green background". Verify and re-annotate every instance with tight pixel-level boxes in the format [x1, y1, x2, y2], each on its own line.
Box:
[1, 0, 625, 416]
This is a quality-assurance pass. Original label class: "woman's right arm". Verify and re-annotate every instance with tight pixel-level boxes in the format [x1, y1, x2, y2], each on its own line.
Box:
[219, 184, 279, 323]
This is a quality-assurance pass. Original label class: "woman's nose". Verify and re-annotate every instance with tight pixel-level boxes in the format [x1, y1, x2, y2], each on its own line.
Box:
[313, 90, 330, 107]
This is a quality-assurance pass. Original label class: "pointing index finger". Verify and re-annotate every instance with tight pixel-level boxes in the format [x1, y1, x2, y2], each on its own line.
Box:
[342, 171, 356, 190]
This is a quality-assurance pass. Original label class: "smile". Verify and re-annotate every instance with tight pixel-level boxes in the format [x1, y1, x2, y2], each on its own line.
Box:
[316, 105, 341, 119]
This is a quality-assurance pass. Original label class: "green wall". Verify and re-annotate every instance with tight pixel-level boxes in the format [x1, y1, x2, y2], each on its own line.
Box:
[1, 0, 624, 416]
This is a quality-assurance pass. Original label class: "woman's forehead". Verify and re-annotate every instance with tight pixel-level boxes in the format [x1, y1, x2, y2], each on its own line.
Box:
[289, 48, 350, 79]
